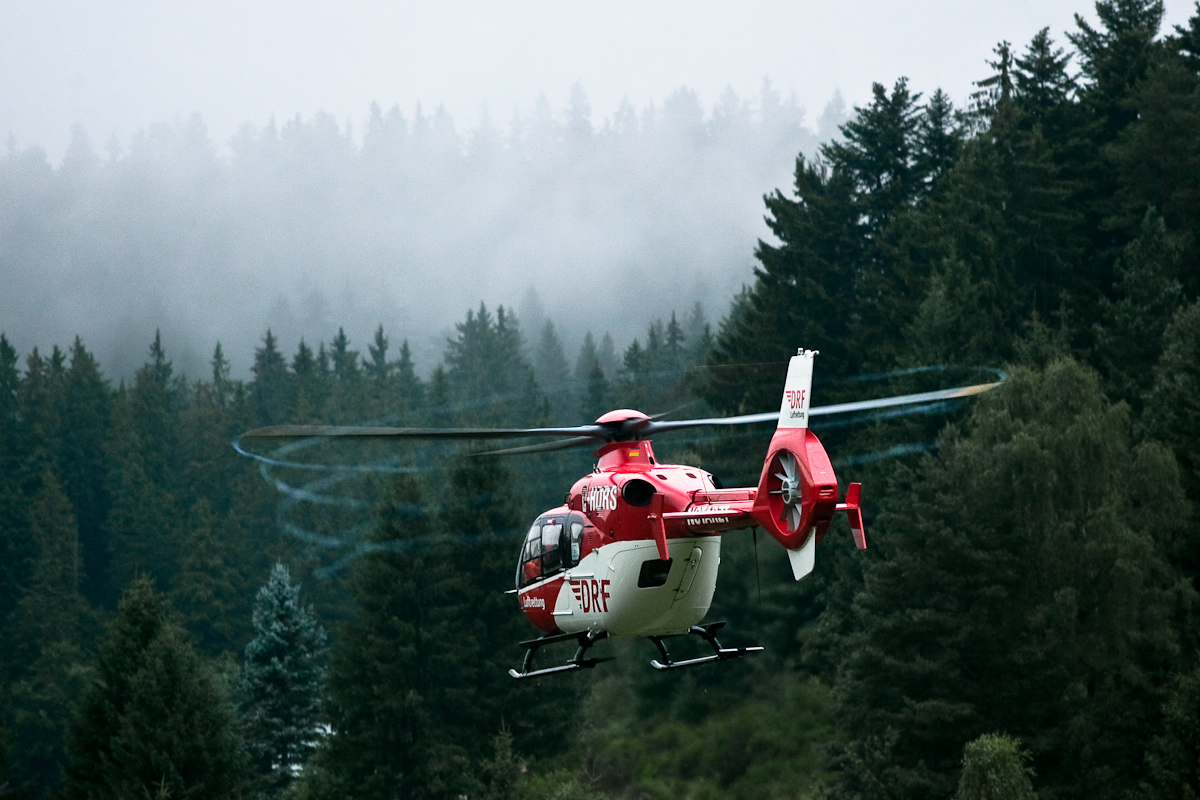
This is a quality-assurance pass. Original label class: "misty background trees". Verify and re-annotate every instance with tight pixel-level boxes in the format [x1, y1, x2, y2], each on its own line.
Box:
[4, 0, 1200, 798]
[0, 81, 843, 380]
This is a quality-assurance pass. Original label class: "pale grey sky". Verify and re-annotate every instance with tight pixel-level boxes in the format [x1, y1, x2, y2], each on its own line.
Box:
[3, 0, 1196, 161]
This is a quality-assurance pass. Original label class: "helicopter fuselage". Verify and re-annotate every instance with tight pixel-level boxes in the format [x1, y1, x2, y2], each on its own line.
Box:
[515, 437, 759, 638]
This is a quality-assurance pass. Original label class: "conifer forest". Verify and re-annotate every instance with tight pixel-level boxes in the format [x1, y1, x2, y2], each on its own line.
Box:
[6, 2, 1200, 798]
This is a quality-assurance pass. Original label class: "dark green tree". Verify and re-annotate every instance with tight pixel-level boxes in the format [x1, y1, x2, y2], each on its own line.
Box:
[1136, 665, 1200, 800]
[330, 327, 359, 387]
[172, 498, 243, 656]
[955, 734, 1036, 800]
[252, 329, 289, 425]
[5, 471, 95, 798]
[236, 563, 328, 798]
[533, 320, 570, 421]
[63, 576, 244, 800]
[56, 338, 111, 603]
[1015, 28, 1077, 129]
[828, 360, 1192, 800]
[1069, 0, 1166, 137]
[363, 324, 393, 384]
[310, 475, 481, 800]
[1094, 208, 1185, 406]
[1145, 298, 1200, 496]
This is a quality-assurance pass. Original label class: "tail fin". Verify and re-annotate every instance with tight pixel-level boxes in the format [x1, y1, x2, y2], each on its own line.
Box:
[777, 349, 816, 429]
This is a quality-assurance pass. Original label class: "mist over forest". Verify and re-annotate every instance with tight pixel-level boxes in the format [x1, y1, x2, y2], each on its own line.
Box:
[1, 82, 846, 381]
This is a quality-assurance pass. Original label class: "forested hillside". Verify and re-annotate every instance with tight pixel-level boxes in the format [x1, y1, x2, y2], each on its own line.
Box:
[4, 1, 1200, 798]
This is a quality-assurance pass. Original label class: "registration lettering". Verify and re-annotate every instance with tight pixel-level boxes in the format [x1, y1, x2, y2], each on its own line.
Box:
[581, 485, 618, 513]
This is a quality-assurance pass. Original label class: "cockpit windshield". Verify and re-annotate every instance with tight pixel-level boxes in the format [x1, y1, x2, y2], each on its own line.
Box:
[516, 513, 588, 589]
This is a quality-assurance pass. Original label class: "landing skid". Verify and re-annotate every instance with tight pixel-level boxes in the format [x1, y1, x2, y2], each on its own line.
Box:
[649, 622, 764, 670]
[508, 630, 612, 680]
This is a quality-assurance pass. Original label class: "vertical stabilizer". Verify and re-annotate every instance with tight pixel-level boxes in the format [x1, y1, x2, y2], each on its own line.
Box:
[778, 349, 816, 429]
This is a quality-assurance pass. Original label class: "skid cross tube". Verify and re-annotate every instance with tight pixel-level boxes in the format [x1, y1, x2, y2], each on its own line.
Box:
[508, 630, 611, 679]
[648, 622, 765, 671]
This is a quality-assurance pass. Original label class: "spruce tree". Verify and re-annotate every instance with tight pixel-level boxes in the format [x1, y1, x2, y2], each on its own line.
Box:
[5, 471, 95, 798]
[394, 339, 425, 410]
[1069, 0, 1166, 137]
[1094, 208, 1185, 406]
[236, 563, 328, 798]
[252, 329, 289, 425]
[363, 324, 392, 384]
[173, 498, 243, 656]
[58, 337, 111, 604]
[313, 475, 479, 800]
[533, 320, 570, 421]
[63, 576, 244, 800]
[955, 734, 1036, 800]
[1136, 666, 1200, 800]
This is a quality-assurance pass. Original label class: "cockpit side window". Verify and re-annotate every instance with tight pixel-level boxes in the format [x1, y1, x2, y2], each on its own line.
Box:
[517, 517, 566, 588]
[541, 523, 563, 573]
[515, 513, 595, 589]
[564, 514, 586, 567]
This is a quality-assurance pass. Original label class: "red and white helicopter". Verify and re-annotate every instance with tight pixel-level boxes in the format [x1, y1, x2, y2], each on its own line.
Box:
[243, 349, 999, 678]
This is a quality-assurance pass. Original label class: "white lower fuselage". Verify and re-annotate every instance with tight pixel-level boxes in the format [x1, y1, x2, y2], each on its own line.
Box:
[519, 536, 722, 638]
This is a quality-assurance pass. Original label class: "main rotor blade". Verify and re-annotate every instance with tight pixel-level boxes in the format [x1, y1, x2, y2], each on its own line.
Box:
[470, 436, 599, 457]
[807, 381, 1002, 417]
[239, 382, 1002, 445]
[641, 381, 1002, 435]
[241, 424, 609, 440]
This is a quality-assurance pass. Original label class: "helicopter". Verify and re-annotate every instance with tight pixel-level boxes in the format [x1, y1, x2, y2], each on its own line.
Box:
[241, 349, 1000, 679]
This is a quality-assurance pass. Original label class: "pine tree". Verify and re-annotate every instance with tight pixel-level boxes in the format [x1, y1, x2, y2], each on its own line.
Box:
[574, 332, 598, 383]
[1014, 28, 1076, 132]
[705, 155, 859, 415]
[1069, 0, 1166, 137]
[1174, 4, 1200, 71]
[1144, 299, 1200, 538]
[581, 359, 610, 422]
[394, 339, 424, 410]
[5, 471, 95, 798]
[822, 77, 927, 236]
[63, 576, 244, 800]
[1094, 208, 1185, 406]
[211, 342, 232, 409]
[0, 334, 18, 471]
[237, 563, 328, 798]
[58, 337, 111, 604]
[173, 498, 243, 656]
[330, 328, 359, 386]
[312, 475, 480, 800]
[6, 471, 89, 669]
[1107, 40, 1200, 276]
[1136, 666, 1200, 800]
[955, 734, 1036, 800]
[363, 324, 392, 384]
[252, 329, 289, 425]
[533, 320, 570, 421]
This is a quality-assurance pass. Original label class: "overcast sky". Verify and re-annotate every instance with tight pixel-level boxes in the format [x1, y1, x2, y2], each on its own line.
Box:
[3, 0, 1196, 162]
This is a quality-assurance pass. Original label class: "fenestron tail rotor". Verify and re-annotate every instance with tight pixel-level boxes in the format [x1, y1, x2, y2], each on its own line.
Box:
[768, 450, 804, 533]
